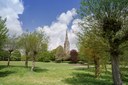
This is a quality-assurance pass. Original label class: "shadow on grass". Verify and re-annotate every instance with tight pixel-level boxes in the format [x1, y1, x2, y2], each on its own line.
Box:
[0, 65, 48, 77]
[74, 67, 94, 72]
[0, 70, 16, 77]
[63, 71, 112, 85]
[34, 67, 48, 73]
[72, 67, 128, 84]
[0, 65, 7, 70]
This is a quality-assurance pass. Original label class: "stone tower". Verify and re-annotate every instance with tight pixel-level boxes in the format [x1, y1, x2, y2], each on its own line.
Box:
[64, 30, 70, 56]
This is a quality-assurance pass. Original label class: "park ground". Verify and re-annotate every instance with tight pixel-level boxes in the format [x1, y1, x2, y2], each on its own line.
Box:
[0, 61, 128, 85]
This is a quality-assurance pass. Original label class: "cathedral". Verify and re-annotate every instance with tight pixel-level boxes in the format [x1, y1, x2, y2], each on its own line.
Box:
[55, 30, 70, 61]
[64, 30, 70, 57]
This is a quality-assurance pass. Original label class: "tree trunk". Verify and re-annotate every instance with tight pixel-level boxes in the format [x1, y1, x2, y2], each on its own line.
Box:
[111, 54, 122, 85]
[7, 52, 11, 66]
[25, 52, 29, 67]
[31, 56, 35, 71]
[87, 62, 90, 69]
[25, 56, 28, 67]
[94, 56, 100, 77]
[7, 56, 10, 66]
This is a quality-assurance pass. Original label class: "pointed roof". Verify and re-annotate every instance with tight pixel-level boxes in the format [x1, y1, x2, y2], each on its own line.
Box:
[65, 29, 68, 41]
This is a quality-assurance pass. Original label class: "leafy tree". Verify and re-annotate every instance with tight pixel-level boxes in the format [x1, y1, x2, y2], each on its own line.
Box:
[0, 17, 8, 47]
[4, 36, 17, 66]
[19, 31, 48, 70]
[0, 17, 8, 56]
[78, 27, 109, 77]
[28, 31, 48, 71]
[79, 0, 128, 84]
[79, 44, 93, 68]
[18, 32, 31, 67]
[70, 49, 78, 63]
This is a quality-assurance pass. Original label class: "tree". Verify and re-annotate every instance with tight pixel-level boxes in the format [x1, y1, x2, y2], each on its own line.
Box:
[70, 49, 78, 63]
[79, 0, 128, 84]
[78, 27, 109, 77]
[0, 17, 8, 59]
[4, 36, 17, 66]
[29, 31, 48, 71]
[0, 17, 8, 53]
[18, 32, 31, 67]
[19, 31, 48, 70]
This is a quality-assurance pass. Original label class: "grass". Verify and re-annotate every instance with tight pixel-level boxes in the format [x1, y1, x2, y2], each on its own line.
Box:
[0, 61, 128, 85]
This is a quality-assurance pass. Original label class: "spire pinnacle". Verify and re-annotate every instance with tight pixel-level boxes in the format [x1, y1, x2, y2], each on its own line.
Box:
[64, 29, 70, 56]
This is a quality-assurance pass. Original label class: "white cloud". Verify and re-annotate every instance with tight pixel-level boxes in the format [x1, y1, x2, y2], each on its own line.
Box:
[0, 0, 24, 36]
[69, 19, 81, 50]
[57, 8, 76, 25]
[37, 8, 81, 51]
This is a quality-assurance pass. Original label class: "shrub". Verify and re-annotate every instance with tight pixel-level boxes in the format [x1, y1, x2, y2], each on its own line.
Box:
[37, 51, 55, 62]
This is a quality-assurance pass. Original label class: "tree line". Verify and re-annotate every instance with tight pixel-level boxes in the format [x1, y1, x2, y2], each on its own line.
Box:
[78, 0, 128, 85]
[0, 20, 49, 71]
[0, 18, 78, 71]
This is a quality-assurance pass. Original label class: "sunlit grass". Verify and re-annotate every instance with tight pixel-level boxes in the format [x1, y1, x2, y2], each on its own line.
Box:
[0, 61, 128, 85]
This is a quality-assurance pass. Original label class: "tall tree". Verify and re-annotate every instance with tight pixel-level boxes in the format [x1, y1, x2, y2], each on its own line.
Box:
[29, 31, 48, 71]
[4, 35, 17, 66]
[78, 27, 109, 77]
[0, 17, 8, 49]
[18, 32, 31, 67]
[19, 31, 48, 70]
[79, 0, 128, 84]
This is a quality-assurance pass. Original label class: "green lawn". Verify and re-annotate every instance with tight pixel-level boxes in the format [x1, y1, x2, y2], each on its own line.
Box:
[0, 61, 128, 85]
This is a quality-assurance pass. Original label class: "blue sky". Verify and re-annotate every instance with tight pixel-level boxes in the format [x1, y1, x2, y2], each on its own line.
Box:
[20, 0, 80, 31]
[0, 0, 81, 50]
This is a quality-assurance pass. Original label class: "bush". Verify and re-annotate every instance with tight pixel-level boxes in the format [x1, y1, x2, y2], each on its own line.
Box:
[37, 51, 55, 62]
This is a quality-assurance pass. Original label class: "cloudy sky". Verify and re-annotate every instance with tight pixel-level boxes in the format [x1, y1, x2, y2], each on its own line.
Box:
[0, 0, 81, 50]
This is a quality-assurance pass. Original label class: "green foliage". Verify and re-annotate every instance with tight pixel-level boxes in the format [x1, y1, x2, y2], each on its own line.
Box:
[78, 27, 109, 66]
[18, 31, 49, 70]
[18, 31, 48, 59]
[11, 50, 21, 61]
[79, 0, 128, 20]
[0, 17, 8, 49]
[37, 51, 55, 62]
[79, 0, 128, 84]
[0, 50, 9, 61]
[18, 32, 31, 54]
[4, 35, 18, 52]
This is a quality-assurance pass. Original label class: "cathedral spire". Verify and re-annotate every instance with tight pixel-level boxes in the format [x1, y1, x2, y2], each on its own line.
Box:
[64, 29, 70, 56]
[65, 29, 68, 42]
